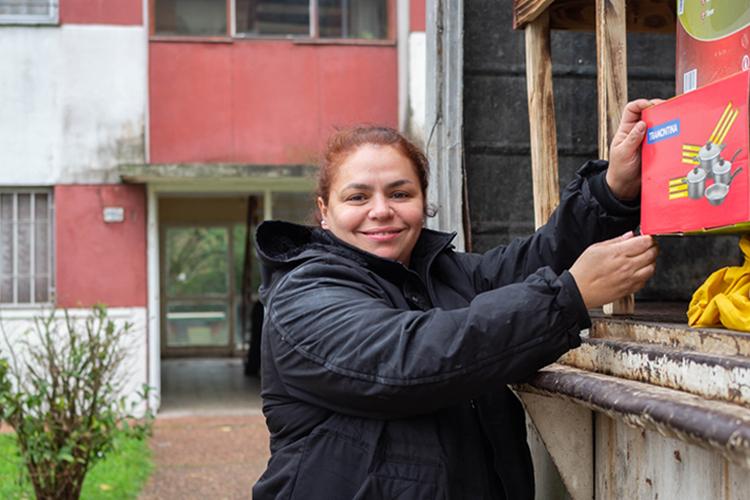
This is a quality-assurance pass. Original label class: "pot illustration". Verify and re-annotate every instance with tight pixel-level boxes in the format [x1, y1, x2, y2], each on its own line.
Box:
[695, 141, 726, 172]
[685, 166, 707, 199]
[712, 148, 742, 185]
[705, 167, 743, 206]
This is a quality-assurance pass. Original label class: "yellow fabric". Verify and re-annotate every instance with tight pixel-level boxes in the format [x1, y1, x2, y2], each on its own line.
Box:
[687, 235, 750, 330]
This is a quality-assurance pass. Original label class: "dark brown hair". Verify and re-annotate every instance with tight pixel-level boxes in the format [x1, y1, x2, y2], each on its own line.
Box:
[315, 125, 430, 220]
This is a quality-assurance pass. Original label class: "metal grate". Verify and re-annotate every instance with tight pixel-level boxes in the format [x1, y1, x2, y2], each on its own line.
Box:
[0, 190, 55, 305]
[0, 0, 58, 24]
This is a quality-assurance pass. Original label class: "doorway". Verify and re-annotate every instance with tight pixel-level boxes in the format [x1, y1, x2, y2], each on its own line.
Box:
[159, 195, 262, 358]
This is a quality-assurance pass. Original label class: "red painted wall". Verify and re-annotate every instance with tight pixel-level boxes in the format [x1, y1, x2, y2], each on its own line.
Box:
[60, 0, 142, 26]
[55, 185, 147, 308]
[410, 0, 425, 32]
[149, 41, 398, 165]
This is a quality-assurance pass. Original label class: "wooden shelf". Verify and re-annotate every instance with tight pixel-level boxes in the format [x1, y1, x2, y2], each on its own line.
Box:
[513, 0, 675, 33]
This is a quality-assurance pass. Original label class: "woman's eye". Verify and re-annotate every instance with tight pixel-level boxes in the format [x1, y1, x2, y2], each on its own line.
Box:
[347, 194, 366, 202]
[392, 191, 411, 199]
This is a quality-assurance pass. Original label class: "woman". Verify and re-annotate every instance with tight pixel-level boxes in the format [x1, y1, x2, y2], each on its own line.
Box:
[253, 100, 658, 499]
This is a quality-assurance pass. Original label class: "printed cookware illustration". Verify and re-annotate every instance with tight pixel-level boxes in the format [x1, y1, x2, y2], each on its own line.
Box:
[668, 99, 746, 208]
[676, 141, 744, 206]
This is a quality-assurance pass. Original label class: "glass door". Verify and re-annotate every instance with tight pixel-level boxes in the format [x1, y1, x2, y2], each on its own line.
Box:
[163, 225, 234, 354]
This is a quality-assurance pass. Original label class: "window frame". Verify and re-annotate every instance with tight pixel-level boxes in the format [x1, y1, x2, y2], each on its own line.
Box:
[0, 188, 55, 307]
[150, 0, 396, 44]
[0, 0, 59, 25]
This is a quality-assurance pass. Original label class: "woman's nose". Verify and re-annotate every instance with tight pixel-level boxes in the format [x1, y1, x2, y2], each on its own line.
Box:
[369, 195, 393, 219]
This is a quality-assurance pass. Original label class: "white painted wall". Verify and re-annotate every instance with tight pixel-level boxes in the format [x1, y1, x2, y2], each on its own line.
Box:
[0, 307, 150, 415]
[0, 25, 147, 185]
[408, 31, 426, 146]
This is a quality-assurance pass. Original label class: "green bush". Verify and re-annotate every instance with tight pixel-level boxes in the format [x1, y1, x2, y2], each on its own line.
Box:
[0, 306, 153, 500]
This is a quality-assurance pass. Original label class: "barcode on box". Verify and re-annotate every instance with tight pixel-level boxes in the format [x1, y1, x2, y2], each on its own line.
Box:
[684, 69, 697, 93]
[678, 0, 684, 16]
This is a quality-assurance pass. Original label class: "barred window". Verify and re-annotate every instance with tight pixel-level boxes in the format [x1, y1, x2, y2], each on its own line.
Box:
[0, 190, 55, 304]
[0, 0, 58, 24]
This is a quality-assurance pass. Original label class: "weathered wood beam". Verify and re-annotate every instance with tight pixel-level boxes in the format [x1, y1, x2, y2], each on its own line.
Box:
[525, 11, 560, 229]
[596, 0, 633, 315]
[513, 0, 555, 30]
[519, 364, 750, 470]
[560, 337, 750, 406]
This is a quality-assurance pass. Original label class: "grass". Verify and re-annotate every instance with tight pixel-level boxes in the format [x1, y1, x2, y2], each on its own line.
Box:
[0, 432, 153, 499]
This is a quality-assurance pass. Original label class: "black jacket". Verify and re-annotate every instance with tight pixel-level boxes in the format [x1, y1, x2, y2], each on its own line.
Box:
[253, 161, 639, 499]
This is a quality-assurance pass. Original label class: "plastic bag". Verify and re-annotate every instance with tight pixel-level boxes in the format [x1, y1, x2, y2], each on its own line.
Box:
[687, 235, 750, 331]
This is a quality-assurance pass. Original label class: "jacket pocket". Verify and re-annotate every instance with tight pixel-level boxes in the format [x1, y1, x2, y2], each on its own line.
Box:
[352, 459, 443, 500]
[290, 429, 370, 500]
[290, 429, 445, 500]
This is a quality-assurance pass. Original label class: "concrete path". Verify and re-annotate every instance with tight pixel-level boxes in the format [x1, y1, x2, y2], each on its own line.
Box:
[139, 359, 270, 499]
[139, 415, 270, 499]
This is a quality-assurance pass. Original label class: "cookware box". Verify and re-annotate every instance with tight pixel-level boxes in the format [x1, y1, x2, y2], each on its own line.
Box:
[676, 2, 750, 94]
[641, 69, 750, 235]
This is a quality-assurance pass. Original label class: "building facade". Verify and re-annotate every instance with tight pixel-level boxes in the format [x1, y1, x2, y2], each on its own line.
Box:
[0, 0, 425, 409]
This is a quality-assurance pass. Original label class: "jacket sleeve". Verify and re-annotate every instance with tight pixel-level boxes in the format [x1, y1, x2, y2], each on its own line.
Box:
[264, 257, 589, 419]
[457, 160, 640, 293]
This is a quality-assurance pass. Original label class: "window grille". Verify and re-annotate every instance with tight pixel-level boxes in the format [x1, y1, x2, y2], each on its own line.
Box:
[0, 0, 58, 25]
[0, 190, 55, 305]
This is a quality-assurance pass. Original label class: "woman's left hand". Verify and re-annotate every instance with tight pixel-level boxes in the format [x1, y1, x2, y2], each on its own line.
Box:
[606, 98, 664, 201]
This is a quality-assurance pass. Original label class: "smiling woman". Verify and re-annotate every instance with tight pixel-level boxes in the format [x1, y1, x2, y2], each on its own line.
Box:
[252, 120, 659, 499]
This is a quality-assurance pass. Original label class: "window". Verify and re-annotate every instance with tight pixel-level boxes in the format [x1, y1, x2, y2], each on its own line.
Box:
[154, 0, 389, 39]
[0, 191, 55, 305]
[155, 0, 227, 36]
[0, 0, 58, 24]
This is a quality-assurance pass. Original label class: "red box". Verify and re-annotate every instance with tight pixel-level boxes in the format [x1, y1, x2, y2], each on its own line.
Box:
[676, 2, 750, 94]
[642, 70, 750, 235]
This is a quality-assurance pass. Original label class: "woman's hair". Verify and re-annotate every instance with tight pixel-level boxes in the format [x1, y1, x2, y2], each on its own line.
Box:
[315, 126, 431, 219]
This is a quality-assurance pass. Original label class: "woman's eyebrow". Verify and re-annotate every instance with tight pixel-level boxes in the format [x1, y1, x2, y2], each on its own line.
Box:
[342, 182, 373, 191]
[386, 179, 414, 189]
[341, 179, 414, 191]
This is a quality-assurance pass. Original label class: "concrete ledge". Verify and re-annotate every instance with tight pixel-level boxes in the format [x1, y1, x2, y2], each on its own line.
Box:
[119, 163, 317, 186]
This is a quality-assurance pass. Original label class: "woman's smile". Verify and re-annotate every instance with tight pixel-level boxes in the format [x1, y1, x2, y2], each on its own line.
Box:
[360, 227, 404, 241]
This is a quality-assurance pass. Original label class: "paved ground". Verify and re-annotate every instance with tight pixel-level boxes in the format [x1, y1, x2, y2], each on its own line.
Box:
[139, 358, 269, 499]
[139, 415, 270, 499]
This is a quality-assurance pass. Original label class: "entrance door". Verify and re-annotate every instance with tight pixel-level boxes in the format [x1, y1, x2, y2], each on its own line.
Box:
[163, 224, 234, 355]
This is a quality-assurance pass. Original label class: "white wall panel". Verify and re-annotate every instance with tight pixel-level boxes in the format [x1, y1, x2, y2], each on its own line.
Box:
[408, 31, 426, 145]
[0, 307, 150, 415]
[0, 25, 146, 185]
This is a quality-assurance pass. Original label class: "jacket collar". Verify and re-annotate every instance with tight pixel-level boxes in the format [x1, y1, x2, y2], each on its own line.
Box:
[256, 220, 456, 278]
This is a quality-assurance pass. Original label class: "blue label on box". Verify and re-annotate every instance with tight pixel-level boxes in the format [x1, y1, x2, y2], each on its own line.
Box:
[647, 119, 680, 144]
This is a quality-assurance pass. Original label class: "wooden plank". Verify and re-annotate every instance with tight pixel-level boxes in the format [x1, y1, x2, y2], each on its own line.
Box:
[525, 11, 560, 229]
[513, 0, 676, 33]
[519, 364, 750, 470]
[513, 0, 555, 29]
[596, 0, 633, 315]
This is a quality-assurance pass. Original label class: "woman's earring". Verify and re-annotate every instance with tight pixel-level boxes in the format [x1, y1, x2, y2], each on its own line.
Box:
[321, 219, 327, 228]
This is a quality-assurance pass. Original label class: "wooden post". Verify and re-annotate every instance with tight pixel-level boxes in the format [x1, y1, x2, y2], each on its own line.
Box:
[525, 10, 560, 229]
[596, 0, 634, 315]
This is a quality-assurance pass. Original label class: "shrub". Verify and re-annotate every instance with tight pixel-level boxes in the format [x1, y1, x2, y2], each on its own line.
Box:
[0, 305, 153, 500]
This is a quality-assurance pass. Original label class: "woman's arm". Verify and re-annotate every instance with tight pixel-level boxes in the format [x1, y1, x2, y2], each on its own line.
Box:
[458, 99, 659, 292]
[457, 160, 640, 292]
[264, 258, 587, 419]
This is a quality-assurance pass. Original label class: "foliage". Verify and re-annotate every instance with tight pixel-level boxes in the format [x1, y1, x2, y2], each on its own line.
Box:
[0, 306, 153, 500]
[0, 431, 153, 499]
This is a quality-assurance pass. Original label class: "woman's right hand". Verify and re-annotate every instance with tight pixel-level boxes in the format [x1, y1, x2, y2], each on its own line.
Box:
[569, 232, 658, 309]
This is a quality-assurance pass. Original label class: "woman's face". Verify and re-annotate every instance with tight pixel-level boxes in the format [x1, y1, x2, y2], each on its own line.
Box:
[318, 144, 425, 265]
